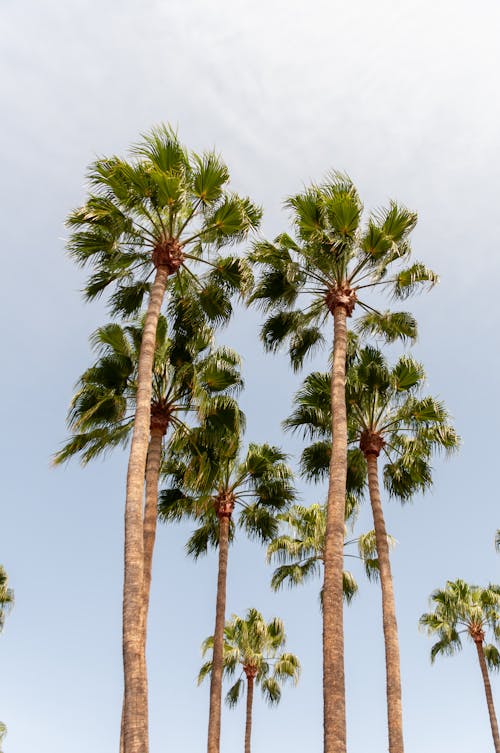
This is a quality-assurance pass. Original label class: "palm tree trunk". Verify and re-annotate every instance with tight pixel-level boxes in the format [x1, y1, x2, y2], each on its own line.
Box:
[323, 307, 348, 753]
[123, 265, 169, 753]
[365, 452, 404, 753]
[142, 428, 164, 633]
[207, 513, 231, 753]
[474, 639, 500, 753]
[244, 674, 255, 753]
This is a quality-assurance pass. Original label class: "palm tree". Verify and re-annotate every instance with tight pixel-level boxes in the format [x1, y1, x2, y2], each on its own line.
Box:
[0, 722, 6, 753]
[267, 502, 387, 599]
[249, 173, 435, 753]
[159, 438, 295, 753]
[198, 608, 300, 753]
[68, 125, 261, 753]
[420, 580, 500, 752]
[284, 352, 458, 753]
[0, 566, 13, 633]
[54, 314, 243, 751]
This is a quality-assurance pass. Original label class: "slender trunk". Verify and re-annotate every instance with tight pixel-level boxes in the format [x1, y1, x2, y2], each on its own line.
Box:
[244, 674, 255, 753]
[122, 265, 168, 753]
[475, 639, 500, 753]
[207, 513, 231, 753]
[142, 428, 164, 632]
[365, 453, 404, 753]
[323, 307, 348, 753]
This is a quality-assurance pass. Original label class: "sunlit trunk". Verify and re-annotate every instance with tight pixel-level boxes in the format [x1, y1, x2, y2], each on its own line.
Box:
[475, 639, 500, 753]
[323, 306, 348, 753]
[122, 265, 168, 753]
[366, 452, 404, 753]
[207, 510, 232, 753]
[244, 672, 255, 753]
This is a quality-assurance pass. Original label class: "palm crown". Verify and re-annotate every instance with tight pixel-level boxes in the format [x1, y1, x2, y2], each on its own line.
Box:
[284, 346, 459, 499]
[250, 173, 437, 369]
[198, 608, 300, 707]
[159, 437, 296, 552]
[68, 124, 261, 318]
[54, 314, 243, 465]
[420, 580, 500, 667]
[266, 502, 387, 599]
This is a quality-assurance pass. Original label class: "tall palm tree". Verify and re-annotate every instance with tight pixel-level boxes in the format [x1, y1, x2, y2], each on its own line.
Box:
[420, 580, 500, 752]
[267, 502, 388, 598]
[249, 173, 435, 753]
[198, 608, 300, 753]
[284, 352, 458, 753]
[54, 314, 243, 751]
[0, 566, 13, 633]
[159, 438, 296, 753]
[68, 125, 261, 753]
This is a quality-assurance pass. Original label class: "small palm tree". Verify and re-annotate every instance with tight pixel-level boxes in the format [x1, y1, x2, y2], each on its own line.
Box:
[250, 173, 435, 753]
[198, 609, 300, 753]
[159, 437, 295, 753]
[0, 566, 13, 633]
[283, 350, 458, 753]
[68, 125, 261, 753]
[267, 502, 386, 599]
[420, 580, 500, 752]
[0, 722, 6, 753]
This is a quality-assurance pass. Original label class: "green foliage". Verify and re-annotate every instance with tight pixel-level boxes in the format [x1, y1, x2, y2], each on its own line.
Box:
[198, 608, 300, 708]
[0, 567, 13, 633]
[267, 503, 387, 600]
[420, 580, 500, 671]
[250, 173, 435, 368]
[67, 124, 261, 317]
[54, 314, 243, 466]
[158, 435, 296, 557]
[284, 347, 459, 503]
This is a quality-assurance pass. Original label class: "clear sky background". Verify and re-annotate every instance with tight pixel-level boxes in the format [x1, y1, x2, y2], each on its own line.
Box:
[1, 1, 499, 752]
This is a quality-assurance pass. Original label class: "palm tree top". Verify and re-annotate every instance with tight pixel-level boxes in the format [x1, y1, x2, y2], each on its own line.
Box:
[198, 608, 300, 705]
[0, 566, 14, 633]
[67, 124, 261, 316]
[249, 173, 437, 369]
[159, 438, 296, 556]
[420, 579, 500, 667]
[54, 313, 243, 466]
[283, 346, 459, 500]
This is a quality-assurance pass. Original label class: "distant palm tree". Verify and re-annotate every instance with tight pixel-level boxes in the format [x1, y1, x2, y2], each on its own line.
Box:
[0, 566, 13, 633]
[0, 722, 6, 753]
[159, 438, 295, 753]
[198, 608, 300, 753]
[250, 173, 435, 753]
[420, 580, 500, 752]
[68, 125, 261, 753]
[267, 502, 387, 599]
[283, 350, 458, 753]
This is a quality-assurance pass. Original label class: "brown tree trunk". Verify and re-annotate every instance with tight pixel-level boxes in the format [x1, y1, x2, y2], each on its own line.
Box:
[142, 428, 164, 633]
[323, 307, 348, 753]
[122, 265, 168, 753]
[244, 673, 255, 753]
[475, 639, 500, 753]
[365, 452, 404, 753]
[207, 512, 232, 753]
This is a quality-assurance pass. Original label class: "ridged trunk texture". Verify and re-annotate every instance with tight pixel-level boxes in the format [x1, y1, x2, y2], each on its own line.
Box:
[119, 428, 164, 753]
[365, 453, 404, 753]
[122, 265, 168, 753]
[244, 674, 255, 753]
[207, 514, 231, 753]
[475, 639, 500, 753]
[323, 307, 348, 753]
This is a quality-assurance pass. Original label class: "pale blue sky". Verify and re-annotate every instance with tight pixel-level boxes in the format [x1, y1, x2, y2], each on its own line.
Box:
[1, 1, 500, 752]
